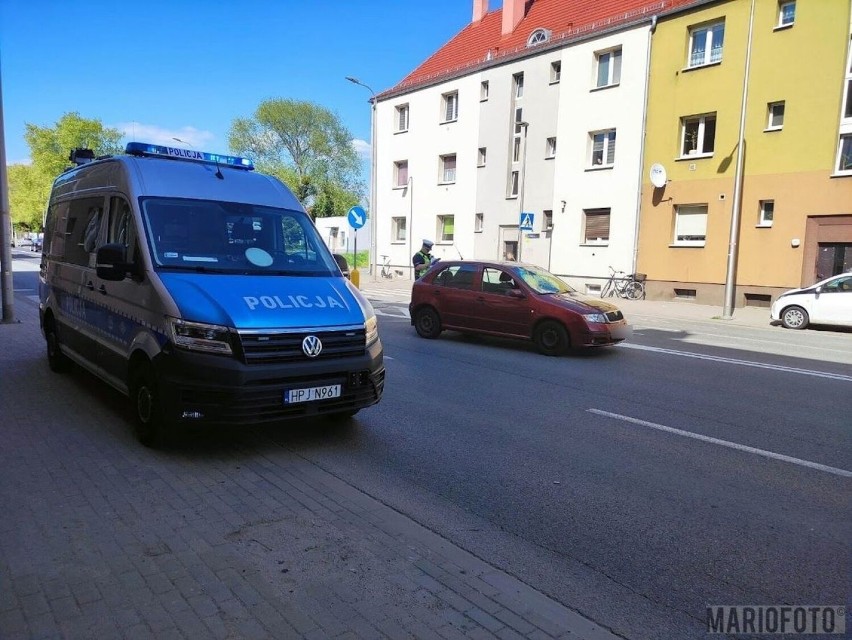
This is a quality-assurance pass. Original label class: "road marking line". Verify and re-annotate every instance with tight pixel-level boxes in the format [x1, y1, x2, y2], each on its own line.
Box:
[620, 343, 852, 382]
[587, 409, 852, 478]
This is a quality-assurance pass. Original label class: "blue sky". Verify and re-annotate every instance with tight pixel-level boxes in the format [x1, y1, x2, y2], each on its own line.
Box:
[0, 0, 492, 168]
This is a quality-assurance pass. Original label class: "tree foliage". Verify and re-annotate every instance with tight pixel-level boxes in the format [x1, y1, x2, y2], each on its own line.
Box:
[228, 99, 363, 218]
[9, 112, 124, 230]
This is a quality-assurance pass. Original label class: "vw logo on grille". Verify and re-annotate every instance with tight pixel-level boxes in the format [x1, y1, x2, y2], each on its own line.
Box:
[302, 335, 323, 358]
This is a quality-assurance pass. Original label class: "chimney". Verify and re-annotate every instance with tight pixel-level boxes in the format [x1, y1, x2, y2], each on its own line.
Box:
[502, 0, 525, 36]
[472, 0, 488, 23]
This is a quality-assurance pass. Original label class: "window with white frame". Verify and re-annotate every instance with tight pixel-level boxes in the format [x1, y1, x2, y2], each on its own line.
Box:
[836, 135, 852, 173]
[546, 137, 557, 158]
[393, 160, 409, 187]
[583, 209, 610, 244]
[681, 113, 716, 156]
[392, 216, 407, 242]
[550, 61, 561, 83]
[514, 107, 524, 134]
[393, 160, 408, 188]
[477, 147, 487, 167]
[475, 213, 484, 233]
[766, 102, 785, 130]
[509, 171, 519, 197]
[845, 79, 852, 119]
[440, 154, 457, 183]
[514, 73, 524, 99]
[674, 204, 708, 246]
[395, 104, 409, 132]
[590, 129, 616, 167]
[595, 48, 622, 88]
[543, 210, 553, 230]
[777, 1, 795, 27]
[527, 29, 550, 46]
[438, 215, 454, 242]
[688, 21, 725, 68]
[480, 81, 489, 101]
[758, 200, 774, 227]
[442, 91, 459, 122]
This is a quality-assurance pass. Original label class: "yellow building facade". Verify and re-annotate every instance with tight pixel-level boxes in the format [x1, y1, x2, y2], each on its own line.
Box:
[637, 0, 852, 306]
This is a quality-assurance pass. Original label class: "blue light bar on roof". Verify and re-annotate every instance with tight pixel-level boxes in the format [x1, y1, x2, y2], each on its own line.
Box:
[124, 142, 255, 170]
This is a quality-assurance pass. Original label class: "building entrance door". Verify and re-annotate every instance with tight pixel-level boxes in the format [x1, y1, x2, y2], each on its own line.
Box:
[816, 243, 852, 280]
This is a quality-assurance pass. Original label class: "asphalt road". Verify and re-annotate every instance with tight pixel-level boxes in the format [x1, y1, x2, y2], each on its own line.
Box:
[9, 257, 851, 639]
[270, 306, 851, 639]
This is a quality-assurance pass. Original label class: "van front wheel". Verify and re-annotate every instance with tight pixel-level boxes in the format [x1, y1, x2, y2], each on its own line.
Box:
[45, 318, 70, 373]
[130, 362, 167, 448]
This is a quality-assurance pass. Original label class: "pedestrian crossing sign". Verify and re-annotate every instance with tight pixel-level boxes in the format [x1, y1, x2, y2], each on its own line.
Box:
[519, 213, 534, 231]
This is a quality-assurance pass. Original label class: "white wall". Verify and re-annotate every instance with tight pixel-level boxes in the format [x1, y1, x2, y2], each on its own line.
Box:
[313, 216, 371, 256]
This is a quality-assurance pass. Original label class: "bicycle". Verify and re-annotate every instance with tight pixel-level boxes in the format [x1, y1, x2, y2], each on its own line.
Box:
[601, 266, 646, 300]
[379, 255, 394, 279]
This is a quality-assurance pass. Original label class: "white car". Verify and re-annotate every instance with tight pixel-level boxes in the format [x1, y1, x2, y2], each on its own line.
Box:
[771, 272, 852, 330]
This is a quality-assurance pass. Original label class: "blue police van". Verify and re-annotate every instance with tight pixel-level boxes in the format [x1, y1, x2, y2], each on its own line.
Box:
[39, 143, 384, 446]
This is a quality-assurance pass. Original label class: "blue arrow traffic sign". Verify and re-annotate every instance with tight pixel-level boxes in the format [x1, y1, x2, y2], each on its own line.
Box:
[519, 212, 534, 231]
[347, 206, 367, 230]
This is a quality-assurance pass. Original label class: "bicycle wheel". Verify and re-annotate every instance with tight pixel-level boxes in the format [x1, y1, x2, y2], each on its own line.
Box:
[601, 281, 614, 298]
[625, 281, 645, 300]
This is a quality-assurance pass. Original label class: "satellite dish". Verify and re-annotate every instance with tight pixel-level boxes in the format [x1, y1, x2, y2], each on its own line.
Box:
[649, 163, 668, 189]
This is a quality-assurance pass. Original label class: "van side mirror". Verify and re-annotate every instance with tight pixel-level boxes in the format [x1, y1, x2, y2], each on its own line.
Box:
[96, 243, 130, 281]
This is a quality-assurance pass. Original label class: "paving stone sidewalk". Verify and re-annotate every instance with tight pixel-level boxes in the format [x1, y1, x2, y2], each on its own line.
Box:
[0, 299, 621, 639]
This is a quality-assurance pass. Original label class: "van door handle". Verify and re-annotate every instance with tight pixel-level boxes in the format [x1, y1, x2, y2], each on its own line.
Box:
[98, 285, 107, 295]
[86, 281, 95, 291]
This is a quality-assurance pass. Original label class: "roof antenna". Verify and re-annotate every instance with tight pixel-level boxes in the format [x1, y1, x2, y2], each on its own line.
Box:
[173, 137, 224, 179]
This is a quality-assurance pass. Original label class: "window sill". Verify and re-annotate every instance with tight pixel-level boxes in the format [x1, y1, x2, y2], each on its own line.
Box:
[393, 129, 408, 135]
[437, 241, 453, 245]
[477, 164, 486, 168]
[763, 126, 783, 133]
[669, 243, 706, 248]
[580, 242, 609, 247]
[545, 155, 555, 160]
[391, 241, 406, 245]
[440, 118, 458, 125]
[506, 195, 519, 200]
[830, 171, 852, 178]
[438, 181, 456, 186]
[682, 61, 722, 73]
[756, 224, 773, 229]
[549, 79, 561, 85]
[585, 165, 614, 172]
[676, 153, 713, 161]
[590, 82, 620, 93]
[773, 23, 794, 32]
[474, 229, 483, 234]
[392, 185, 407, 190]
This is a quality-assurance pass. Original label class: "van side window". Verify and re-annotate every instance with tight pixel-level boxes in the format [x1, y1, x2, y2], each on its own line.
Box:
[107, 196, 136, 264]
[63, 198, 106, 266]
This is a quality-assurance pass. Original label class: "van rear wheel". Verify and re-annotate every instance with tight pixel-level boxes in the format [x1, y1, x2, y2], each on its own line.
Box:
[130, 362, 167, 448]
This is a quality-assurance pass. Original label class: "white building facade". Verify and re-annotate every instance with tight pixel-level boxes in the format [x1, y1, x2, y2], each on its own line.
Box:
[373, 0, 660, 290]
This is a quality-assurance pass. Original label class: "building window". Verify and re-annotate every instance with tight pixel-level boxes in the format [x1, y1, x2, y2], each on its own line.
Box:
[477, 147, 487, 167]
[438, 215, 454, 242]
[509, 171, 519, 197]
[543, 210, 553, 230]
[514, 73, 524, 99]
[688, 21, 725, 68]
[393, 160, 408, 188]
[392, 216, 407, 242]
[681, 114, 716, 157]
[550, 61, 561, 83]
[590, 129, 616, 167]
[546, 137, 557, 158]
[527, 29, 550, 46]
[583, 209, 610, 244]
[766, 102, 785, 130]
[758, 200, 774, 227]
[442, 91, 458, 122]
[514, 107, 524, 134]
[777, 1, 795, 27]
[844, 79, 852, 120]
[595, 48, 622, 88]
[475, 213, 484, 233]
[836, 135, 852, 173]
[395, 104, 409, 132]
[440, 154, 457, 183]
[480, 81, 489, 101]
[513, 137, 521, 163]
[674, 204, 708, 246]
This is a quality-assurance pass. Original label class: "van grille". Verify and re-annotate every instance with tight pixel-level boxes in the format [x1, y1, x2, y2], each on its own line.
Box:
[238, 327, 366, 364]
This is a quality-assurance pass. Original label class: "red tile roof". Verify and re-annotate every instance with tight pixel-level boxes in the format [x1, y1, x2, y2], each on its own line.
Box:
[381, 0, 703, 98]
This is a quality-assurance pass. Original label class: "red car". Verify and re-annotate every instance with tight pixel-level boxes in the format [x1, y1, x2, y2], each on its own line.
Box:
[409, 261, 631, 355]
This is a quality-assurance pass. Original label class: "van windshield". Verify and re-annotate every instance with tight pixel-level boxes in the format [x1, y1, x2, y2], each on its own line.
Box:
[140, 197, 338, 276]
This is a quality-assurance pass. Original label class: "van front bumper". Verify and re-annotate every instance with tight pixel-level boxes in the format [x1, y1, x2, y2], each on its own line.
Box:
[152, 340, 384, 425]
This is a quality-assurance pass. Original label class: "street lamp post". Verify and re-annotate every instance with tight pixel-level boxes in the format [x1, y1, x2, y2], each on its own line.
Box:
[517, 121, 529, 263]
[346, 76, 378, 282]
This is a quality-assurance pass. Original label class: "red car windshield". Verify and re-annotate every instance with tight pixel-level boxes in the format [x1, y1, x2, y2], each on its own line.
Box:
[516, 266, 574, 294]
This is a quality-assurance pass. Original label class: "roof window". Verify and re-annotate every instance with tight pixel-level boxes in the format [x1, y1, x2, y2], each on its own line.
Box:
[527, 28, 551, 47]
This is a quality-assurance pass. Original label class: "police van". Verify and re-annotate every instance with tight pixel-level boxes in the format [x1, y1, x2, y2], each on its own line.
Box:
[39, 143, 384, 446]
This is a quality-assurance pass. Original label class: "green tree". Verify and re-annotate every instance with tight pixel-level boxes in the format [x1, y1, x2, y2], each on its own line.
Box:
[10, 113, 124, 229]
[228, 99, 363, 217]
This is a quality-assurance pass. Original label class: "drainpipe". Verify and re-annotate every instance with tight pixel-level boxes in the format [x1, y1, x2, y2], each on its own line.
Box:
[631, 15, 657, 279]
[722, 0, 756, 319]
[407, 176, 414, 279]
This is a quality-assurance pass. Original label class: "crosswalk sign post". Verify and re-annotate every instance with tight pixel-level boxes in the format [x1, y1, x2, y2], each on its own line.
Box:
[347, 206, 367, 288]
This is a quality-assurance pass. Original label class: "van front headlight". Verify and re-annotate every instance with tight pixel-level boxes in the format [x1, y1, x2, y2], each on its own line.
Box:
[169, 318, 233, 355]
[365, 314, 379, 347]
